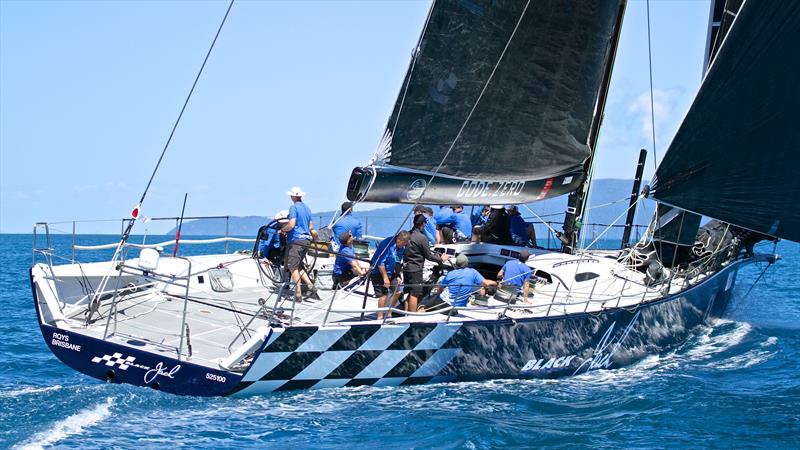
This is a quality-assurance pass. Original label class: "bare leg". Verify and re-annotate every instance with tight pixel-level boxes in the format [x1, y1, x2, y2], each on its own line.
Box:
[527, 224, 537, 247]
[299, 269, 313, 289]
[406, 294, 418, 312]
[377, 295, 387, 320]
[291, 269, 302, 299]
[390, 292, 402, 314]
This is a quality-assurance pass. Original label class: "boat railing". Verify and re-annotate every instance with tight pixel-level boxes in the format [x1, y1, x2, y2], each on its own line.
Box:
[31, 216, 257, 265]
[102, 256, 196, 361]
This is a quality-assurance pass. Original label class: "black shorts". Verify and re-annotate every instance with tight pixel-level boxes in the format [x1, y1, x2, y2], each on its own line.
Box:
[333, 271, 356, 287]
[371, 272, 399, 296]
[285, 239, 310, 271]
[403, 270, 425, 296]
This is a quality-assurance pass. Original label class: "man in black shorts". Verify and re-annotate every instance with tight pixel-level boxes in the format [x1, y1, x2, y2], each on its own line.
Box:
[403, 214, 450, 312]
[370, 231, 410, 320]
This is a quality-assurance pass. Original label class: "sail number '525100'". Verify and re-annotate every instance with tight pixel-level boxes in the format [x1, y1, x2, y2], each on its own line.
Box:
[457, 180, 525, 199]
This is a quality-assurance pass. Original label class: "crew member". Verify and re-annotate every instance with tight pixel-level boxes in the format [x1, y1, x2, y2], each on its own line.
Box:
[280, 186, 318, 301]
[332, 201, 363, 249]
[472, 205, 490, 227]
[259, 210, 288, 262]
[413, 205, 437, 245]
[371, 231, 410, 319]
[507, 205, 537, 247]
[404, 214, 450, 312]
[450, 205, 472, 242]
[497, 249, 532, 301]
[437, 254, 496, 307]
[333, 231, 366, 287]
[472, 205, 512, 244]
[434, 205, 455, 244]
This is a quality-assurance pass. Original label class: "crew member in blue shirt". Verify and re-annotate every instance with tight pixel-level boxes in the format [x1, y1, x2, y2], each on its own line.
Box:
[450, 205, 472, 241]
[434, 205, 455, 244]
[259, 210, 288, 262]
[507, 205, 537, 247]
[413, 205, 437, 245]
[332, 202, 363, 250]
[333, 231, 366, 287]
[472, 205, 490, 228]
[497, 249, 532, 300]
[437, 254, 496, 307]
[280, 186, 318, 301]
[370, 231, 410, 319]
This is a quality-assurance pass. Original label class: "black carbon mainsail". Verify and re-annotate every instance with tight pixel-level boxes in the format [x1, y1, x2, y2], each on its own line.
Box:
[348, 0, 624, 205]
[650, 1, 800, 242]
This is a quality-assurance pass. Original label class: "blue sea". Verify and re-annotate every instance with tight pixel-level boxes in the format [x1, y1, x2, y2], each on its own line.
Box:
[1, 233, 799, 449]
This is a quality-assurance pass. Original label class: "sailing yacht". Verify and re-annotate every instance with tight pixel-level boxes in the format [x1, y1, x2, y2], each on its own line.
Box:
[30, 0, 799, 396]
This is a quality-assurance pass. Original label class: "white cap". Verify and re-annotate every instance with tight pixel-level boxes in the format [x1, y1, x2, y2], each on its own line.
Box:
[274, 210, 289, 220]
[286, 186, 306, 197]
[490, 204, 504, 209]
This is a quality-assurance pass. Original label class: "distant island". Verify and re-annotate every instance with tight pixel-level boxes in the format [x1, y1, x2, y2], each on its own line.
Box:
[170, 179, 654, 245]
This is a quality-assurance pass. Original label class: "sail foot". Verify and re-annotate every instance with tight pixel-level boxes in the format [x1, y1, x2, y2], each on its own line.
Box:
[346, 166, 582, 205]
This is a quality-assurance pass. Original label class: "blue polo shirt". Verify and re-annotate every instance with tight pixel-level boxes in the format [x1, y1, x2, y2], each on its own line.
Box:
[501, 259, 532, 288]
[332, 213, 363, 246]
[509, 215, 528, 241]
[434, 206, 455, 225]
[333, 245, 356, 276]
[423, 218, 437, 244]
[258, 227, 280, 257]
[452, 211, 472, 239]
[472, 210, 489, 226]
[440, 268, 484, 307]
[287, 201, 313, 243]
[370, 236, 404, 277]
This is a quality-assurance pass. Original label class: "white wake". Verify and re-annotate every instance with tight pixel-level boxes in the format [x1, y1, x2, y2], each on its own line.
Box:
[15, 397, 114, 450]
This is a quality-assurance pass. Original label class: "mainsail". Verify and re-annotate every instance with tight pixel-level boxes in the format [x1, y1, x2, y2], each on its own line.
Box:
[347, 0, 625, 205]
[650, 1, 800, 242]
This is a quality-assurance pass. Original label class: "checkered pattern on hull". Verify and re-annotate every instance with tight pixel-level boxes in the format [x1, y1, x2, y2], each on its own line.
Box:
[230, 323, 463, 395]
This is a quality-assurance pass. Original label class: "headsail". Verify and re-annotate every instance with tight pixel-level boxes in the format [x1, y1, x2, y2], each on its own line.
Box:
[650, 1, 800, 242]
[348, 0, 625, 205]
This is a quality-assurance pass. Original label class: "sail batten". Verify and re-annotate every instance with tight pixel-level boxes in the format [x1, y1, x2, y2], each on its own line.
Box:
[651, 0, 800, 243]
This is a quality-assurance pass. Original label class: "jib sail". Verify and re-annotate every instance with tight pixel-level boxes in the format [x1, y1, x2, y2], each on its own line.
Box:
[650, 1, 800, 242]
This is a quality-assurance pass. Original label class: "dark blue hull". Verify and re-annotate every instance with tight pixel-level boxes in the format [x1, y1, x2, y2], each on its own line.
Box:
[34, 259, 747, 397]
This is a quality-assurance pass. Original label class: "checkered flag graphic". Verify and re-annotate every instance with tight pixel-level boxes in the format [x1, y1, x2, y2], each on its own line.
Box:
[91, 352, 136, 370]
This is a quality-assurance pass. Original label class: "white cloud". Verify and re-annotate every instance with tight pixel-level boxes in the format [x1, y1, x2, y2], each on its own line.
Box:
[628, 88, 683, 144]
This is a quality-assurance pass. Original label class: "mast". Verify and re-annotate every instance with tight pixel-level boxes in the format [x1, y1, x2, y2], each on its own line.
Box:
[561, 0, 627, 254]
[621, 148, 647, 248]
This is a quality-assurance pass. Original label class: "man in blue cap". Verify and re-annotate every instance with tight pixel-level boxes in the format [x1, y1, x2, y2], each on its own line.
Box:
[437, 254, 496, 307]
[497, 249, 532, 300]
[333, 230, 366, 287]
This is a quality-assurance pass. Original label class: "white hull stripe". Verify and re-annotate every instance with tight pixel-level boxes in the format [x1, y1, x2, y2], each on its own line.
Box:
[235, 323, 465, 393]
[355, 350, 411, 379]
[414, 323, 462, 350]
[294, 350, 355, 380]
[295, 327, 350, 352]
[242, 352, 292, 382]
[358, 324, 410, 351]
[412, 348, 461, 377]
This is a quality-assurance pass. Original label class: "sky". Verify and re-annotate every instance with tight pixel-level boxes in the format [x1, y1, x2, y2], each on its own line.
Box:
[0, 0, 712, 234]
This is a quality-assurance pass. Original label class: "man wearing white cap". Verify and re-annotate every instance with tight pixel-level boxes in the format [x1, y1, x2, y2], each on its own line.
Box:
[280, 186, 318, 301]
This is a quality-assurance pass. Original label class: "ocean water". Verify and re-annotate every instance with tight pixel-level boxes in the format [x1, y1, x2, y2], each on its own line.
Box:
[1, 233, 799, 449]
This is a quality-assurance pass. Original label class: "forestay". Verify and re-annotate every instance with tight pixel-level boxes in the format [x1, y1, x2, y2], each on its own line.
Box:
[650, 1, 800, 242]
[347, 0, 624, 205]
